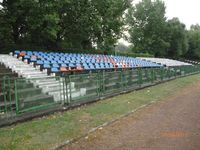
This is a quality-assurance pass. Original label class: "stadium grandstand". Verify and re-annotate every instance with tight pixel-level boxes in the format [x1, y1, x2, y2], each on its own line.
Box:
[0, 50, 199, 126]
[11, 51, 162, 75]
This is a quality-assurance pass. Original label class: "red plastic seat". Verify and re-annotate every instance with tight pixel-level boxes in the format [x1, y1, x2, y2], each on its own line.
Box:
[19, 52, 26, 57]
[73, 66, 83, 71]
[60, 67, 71, 72]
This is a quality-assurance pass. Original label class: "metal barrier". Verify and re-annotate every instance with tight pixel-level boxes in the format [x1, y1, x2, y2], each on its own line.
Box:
[14, 77, 62, 114]
[0, 76, 16, 120]
[66, 73, 100, 104]
[0, 65, 200, 124]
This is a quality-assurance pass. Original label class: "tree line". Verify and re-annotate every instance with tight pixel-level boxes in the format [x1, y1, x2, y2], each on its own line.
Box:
[0, 0, 131, 53]
[0, 0, 200, 60]
[126, 0, 200, 59]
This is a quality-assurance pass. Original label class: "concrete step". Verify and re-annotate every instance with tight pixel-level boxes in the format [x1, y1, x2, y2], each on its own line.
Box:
[0, 55, 87, 102]
[19, 71, 46, 75]
[48, 89, 86, 102]
[36, 81, 60, 86]
[21, 94, 54, 109]
[26, 74, 49, 79]
[17, 87, 42, 98]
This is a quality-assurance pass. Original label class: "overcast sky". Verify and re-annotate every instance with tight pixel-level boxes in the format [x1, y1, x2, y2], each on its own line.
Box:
[165, 0, 200, 29]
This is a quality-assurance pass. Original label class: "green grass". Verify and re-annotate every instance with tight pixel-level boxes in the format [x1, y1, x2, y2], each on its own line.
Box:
[1, 74, 200, 150]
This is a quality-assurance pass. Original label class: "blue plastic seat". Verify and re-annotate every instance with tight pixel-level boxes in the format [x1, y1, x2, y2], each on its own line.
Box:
[61, 64, 67, 67]
[43, 60, 50, 64]
[43, 64, 51, 69]
[14, 50, 20, 55]
[36, 60, 44, 65]
[51, 60, 57, 64]
[51, 67, 59, 73]
[84, 66, 90, 70]
[52, 63, 59, 68]
[95, 66, 100, 69]
[30, 57, 37, 62]
[24, 55, 30, 59]
[57, 60, 63, 64]
[69, 63, 75, 67]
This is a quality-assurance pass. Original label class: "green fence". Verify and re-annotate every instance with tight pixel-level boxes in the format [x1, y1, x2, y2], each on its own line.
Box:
[1, 65, 200, 124]
[0, 76, 16, 120]
[61, 65, 200, 105]
[14, 77, 62, 114]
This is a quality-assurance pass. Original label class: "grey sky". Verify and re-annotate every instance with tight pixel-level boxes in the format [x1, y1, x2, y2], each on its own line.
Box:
[165, 0, 200, 29]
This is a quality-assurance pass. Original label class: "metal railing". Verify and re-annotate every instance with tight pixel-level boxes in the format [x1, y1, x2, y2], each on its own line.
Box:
[0, 65, 200, 124]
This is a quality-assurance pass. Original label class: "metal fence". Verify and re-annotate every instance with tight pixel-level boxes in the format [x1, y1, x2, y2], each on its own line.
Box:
[1, 65, 200, 125]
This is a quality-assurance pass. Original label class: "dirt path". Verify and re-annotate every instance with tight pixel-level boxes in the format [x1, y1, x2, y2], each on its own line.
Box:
[61, 81, 200, 150]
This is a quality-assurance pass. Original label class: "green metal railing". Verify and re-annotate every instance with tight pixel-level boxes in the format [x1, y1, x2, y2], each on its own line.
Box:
[0, 65, 200, 122]
[14, 77, 62, 114]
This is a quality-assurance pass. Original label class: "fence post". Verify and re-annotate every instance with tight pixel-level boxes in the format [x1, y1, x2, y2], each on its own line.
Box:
[96, 72, 100, 98]
[98, 71, 104, 97]
[68, 76, 72, 103]
[151, 68, 154, 83]
[121, 70, 125, 91]
[145, 69, 148, 83]
[64, 76, 67, 104]
[60, 76, 65, 105]
[14, 79, 19, 114]
[160, 68, 164, 81]
[3, 76, 8, 114]
[8, 77, 12, 112]
[137, 68, 142, 87]
[102, 71, 105, 95]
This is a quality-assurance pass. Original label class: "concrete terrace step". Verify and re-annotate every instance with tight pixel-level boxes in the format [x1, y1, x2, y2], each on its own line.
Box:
[0, 55, 87, 102]
[26, 74, 49, 79]
[22, 94, 54, 108]
[19, 71, 46, 76]
[48, 88, 86, 102]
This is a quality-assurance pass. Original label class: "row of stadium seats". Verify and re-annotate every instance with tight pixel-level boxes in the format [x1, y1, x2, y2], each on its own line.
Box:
[13, 50, 162, 74]
[139, 57, 192, 67]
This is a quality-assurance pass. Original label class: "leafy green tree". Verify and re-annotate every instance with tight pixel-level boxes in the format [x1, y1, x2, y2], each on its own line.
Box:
[186, 24, 200, 59]
[165, 18, 188, 58]
[0, 0, 33, 52]
[0, 0, 59, 51]
[0, 0, 130, 53]
[91, 0, 131, 51]
[126, 0, 169, 57]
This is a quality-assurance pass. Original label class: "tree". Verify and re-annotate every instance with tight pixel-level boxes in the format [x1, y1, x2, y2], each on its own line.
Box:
[0, 0, 59, 51]
[126, 0, 169, 57]
[165, 18, 188, 58]
[0, 0, 131, 53]
[91, 0, 132, 50]
[186, 24, 200, 59]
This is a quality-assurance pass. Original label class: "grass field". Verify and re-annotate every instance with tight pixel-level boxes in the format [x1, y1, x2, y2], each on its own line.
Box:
[0, 74, 200, 150]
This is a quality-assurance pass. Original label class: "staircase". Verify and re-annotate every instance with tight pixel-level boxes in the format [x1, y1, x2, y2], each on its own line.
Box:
[0, 55, 86, 102]
[0, 62, 56, 119]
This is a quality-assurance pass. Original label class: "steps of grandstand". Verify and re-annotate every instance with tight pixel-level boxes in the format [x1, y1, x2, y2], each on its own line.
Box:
[0, 55, 86, 102]
[0, 61, 55, 116]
